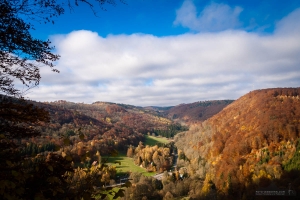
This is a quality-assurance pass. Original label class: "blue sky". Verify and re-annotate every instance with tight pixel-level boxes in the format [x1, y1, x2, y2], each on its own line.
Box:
[26, 0, 300, 106]
[32, 0, 300, 37]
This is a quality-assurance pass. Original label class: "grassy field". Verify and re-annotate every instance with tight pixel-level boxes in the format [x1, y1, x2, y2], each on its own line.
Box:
[144, 135, 170, 146]
[106, 154, 155, 177]
[104, 136, 170, 176]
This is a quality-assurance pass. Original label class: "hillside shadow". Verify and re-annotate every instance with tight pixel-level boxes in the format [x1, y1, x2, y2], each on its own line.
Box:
[195, 170, 300, 200]
[251, 170, 299, 200]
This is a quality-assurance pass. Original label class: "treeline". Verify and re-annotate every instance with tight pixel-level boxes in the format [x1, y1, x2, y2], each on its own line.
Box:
[190, 100, 234, 108]
[19, 142, 56, 156]
[165, 100, 234, 124]
[121, 171, 217, 199]
[127, 142, 175, 173]
[152, 123, 188, 138]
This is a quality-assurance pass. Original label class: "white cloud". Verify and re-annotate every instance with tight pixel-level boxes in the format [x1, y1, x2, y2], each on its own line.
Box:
[275, 8, 300, 36]
[27, 8, 300, 106]
[174, 0, 243, 32]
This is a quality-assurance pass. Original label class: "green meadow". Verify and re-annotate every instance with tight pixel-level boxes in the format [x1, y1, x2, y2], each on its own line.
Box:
[105, 136, 170, 176]
[144, 135, 170, 146]
[106, 154, 155, 176]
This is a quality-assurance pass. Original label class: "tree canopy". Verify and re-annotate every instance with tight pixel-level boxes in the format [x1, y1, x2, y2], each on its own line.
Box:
[0, 0, 123, 97]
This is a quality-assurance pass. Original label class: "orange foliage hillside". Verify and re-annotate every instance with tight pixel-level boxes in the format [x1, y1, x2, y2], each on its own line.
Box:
[175, 88, 300, 196]
[28, 100, 174, 155]
[164, 100, 233, 124]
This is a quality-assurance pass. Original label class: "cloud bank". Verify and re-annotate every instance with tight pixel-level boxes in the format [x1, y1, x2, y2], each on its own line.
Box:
[174, 0, 243, 32]
[28, 8, 300, 106]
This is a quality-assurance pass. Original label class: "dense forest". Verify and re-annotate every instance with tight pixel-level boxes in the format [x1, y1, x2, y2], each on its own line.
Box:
[127, 142, 175, 173]
[1, 88, 300, 199]
[163, 100, 234, 125]
[175, 88, 300, 199]
[0, 95, 197, 199]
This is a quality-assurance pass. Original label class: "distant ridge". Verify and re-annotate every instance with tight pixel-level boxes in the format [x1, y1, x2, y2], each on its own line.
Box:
[164, 100, 234, 124]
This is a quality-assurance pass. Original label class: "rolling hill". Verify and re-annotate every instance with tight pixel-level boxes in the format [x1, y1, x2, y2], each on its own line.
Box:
[31, 100, 176, 153]
[163, 100, 234, 124]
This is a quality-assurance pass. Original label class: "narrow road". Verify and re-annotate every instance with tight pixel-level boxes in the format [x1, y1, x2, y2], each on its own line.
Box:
[153, 173, 164, 180]
[153, 152, 178, 180]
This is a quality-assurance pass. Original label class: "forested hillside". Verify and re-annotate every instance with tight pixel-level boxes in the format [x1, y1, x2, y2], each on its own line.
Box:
[175, 88, 300, 199]
[0, 96, 183, 199]
[28, 100, 180, 154]
[3, 88, 300, 199]
[163, 100, 234, 124]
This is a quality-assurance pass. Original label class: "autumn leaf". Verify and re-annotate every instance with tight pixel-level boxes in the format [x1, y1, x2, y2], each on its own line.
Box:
[11, 170, 19, 177]
[63, 137, 70, 145]
[65, 155, 73, 161]
[57, 188, 64, 193]
[79, 133, 85, 140]
[47, 165, 53, 172]
[47, 176, 60, 184]
[82, 192, 91, 200]
[6, 160, 13, 167]
[54, 145, 61, 151]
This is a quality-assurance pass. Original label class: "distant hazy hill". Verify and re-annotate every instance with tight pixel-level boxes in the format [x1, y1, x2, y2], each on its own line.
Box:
[163, 100, 234, 124]
[175, 88, 300, 197]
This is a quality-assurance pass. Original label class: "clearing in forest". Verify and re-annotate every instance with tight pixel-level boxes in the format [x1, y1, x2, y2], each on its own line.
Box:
[106, 154, 155, 176]
[144, 135, 170, 146]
